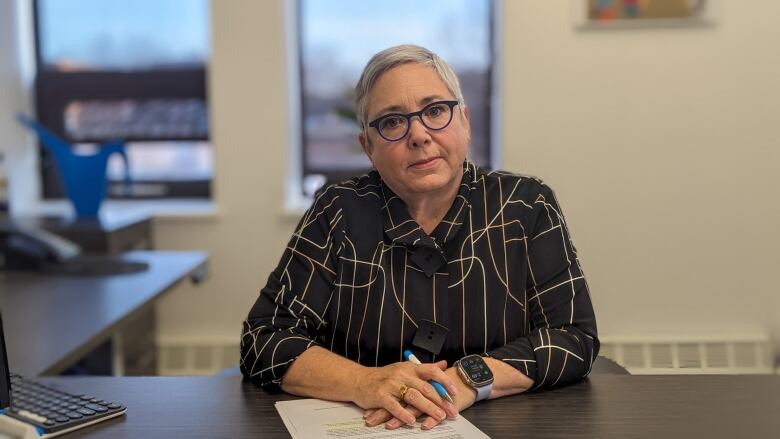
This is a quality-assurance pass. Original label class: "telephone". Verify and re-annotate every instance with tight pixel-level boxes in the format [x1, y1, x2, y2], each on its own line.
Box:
[0, 224, 148, 274]
[0, 224, 81, 270]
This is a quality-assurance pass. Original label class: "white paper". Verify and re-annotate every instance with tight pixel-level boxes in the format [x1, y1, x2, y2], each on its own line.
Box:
[275, 399, 490, 439]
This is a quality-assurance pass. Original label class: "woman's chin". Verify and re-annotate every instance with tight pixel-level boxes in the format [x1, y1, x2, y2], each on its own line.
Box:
[406, 175, 453, 194]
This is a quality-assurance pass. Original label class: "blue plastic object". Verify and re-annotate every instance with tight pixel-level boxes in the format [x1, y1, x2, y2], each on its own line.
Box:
[16, 114, 130, 218]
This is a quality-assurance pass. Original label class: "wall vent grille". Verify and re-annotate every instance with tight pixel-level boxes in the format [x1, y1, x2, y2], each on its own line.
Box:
[599, 336, 774, 374]
[155, 336, 776, 376]
[157, 338, 239, 376]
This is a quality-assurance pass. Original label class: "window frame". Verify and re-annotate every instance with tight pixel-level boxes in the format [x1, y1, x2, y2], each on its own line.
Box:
[31, 0, 211, 200]
[288, 0, 502, 209]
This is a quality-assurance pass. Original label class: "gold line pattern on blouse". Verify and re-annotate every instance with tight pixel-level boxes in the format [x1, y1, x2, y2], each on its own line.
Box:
[241, 162, 599, 391]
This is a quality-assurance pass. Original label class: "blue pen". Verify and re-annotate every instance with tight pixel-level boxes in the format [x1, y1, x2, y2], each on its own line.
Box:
[403, 350, 455, 404]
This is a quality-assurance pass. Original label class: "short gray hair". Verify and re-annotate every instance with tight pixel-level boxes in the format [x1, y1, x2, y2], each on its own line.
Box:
[355, 45, 465, 131]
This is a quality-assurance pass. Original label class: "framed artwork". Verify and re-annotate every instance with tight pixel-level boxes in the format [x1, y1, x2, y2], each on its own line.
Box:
[573, 0, 717, 28]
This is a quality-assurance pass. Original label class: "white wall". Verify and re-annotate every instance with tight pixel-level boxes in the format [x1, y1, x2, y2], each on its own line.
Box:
[2, 1, 778, 355]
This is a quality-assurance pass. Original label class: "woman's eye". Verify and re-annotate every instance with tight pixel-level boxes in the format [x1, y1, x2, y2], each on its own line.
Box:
[425, 105, 445, 118]
[380, 116, 403, 130]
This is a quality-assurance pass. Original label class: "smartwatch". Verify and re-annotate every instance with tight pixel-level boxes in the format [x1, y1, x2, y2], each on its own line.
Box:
[455, 355, 494, 402]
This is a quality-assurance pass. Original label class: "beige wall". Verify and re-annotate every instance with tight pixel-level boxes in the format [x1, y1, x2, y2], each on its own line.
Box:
[500, 1, 780, 341]
[146, 1, 778, 351]
[153, 1, 294, 342]
[0, 0, 37, 210]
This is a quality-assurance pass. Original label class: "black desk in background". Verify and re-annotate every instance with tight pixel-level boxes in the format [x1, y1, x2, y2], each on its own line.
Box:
[7, 212, 153, 255]
[0, 250, 208, 376]
[32, 375, 780, 438]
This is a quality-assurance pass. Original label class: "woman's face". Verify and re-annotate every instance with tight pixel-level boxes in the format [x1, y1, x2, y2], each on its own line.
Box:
[359, 63, 470, 200]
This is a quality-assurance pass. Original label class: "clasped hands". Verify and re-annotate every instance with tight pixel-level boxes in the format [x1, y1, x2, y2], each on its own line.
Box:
[352, 360, 476, 430]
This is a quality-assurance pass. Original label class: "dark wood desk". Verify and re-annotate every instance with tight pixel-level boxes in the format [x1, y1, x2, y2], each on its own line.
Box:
[0, 251, 208, 376]
[33, 375, 780, 438]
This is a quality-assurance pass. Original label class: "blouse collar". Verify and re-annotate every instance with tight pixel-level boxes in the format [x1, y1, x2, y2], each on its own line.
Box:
[379, 161, 477, 256]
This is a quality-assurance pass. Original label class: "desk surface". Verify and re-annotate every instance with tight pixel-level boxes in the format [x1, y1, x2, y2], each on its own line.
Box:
[31, 375, 780, 439]
[0, 251, 208, 376]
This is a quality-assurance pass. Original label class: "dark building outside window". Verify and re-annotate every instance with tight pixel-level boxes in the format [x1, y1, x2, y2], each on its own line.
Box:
[298, 0, 496, 196]
[34, 0, 212, 199]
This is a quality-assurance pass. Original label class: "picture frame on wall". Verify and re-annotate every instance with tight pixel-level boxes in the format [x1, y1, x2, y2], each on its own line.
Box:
[572, 0, 718, 28]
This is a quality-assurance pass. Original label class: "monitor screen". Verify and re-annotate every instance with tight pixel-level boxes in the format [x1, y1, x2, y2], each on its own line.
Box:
[0, 151, 8, 216]
[0, 313, 11, 409]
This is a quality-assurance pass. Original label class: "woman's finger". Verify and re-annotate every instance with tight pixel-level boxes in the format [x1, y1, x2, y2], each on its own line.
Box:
[410, 377, 458, 418]
[417, 364, 460, 398]
[411, 378, 445, 406]
[380, 396, 416, 426]
[364, 408, 391, 426]
[400, 387, 447, 424]
[421, 414, 442, 430]
[363, 408, 377, 419]
[386, 407, 423, 430]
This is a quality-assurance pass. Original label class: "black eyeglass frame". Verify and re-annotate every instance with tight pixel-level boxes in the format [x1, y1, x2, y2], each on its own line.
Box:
[367, 100, 460, 142]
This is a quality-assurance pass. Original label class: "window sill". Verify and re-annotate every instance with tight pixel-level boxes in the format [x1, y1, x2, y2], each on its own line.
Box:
[282, 192, 314, 222]
[31, 199, 220, 223]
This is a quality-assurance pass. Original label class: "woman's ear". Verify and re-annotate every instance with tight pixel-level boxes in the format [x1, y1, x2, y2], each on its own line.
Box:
[359, 132, 374, 163]
[462, 105, 472, 142]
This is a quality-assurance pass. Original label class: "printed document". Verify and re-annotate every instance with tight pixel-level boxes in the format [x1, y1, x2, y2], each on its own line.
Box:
[275, 398, 490, 438]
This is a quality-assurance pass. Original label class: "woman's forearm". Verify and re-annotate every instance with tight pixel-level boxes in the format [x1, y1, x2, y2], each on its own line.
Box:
[484, 357, 535, 399]
[280, 346, 366, 402]
[282, 346, 533, 414]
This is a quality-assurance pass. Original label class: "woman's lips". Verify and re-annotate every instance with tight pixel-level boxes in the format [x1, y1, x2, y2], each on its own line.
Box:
[410, 157, 441, 169]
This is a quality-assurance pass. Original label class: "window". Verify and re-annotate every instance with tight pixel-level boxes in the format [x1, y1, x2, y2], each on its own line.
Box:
[296, 0, 496, 197]
[33, 0, 211, 199]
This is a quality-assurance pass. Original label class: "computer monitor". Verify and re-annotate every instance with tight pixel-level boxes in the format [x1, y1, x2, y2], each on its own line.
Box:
[0, 150, 8, 216]
[0, 313, 13, 409]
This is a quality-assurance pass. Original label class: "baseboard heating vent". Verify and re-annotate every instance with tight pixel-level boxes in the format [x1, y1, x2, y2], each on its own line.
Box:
[157, 338, 239, 376]
[599, 336, 774, 374]
[156, 336, 776, 376]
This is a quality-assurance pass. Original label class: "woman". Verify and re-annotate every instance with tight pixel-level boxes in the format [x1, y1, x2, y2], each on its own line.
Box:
[241, 45, 599, 430]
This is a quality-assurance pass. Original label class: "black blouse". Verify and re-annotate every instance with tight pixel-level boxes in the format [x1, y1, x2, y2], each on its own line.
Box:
[241, 162, 599, 391]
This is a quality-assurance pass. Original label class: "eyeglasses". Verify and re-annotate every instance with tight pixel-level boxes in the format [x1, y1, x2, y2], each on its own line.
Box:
[367, 100, 459, 142]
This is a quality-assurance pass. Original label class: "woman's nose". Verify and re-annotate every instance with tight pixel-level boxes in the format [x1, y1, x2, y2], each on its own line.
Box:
[407, 117, 431, 148]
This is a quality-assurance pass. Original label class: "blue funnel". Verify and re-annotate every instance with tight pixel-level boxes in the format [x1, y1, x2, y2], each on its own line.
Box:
[17, 114, 131, 218]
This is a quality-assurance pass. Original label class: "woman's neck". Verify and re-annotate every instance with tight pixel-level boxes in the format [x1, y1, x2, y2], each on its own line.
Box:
[401, 180, 460, 235]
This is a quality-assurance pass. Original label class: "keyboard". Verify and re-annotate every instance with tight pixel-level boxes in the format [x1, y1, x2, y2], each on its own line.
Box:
[4, 373, 126, 436]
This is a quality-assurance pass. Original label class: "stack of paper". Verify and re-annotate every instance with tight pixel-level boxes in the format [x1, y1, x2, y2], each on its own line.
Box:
[275, 398, 490, 438]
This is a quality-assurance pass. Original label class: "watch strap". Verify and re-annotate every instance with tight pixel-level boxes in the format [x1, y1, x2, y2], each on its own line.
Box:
[475, 382, 492, 402]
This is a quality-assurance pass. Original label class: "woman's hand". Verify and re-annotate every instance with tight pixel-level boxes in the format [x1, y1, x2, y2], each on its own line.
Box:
[352, 360, 460, 426]
[363, 366, 476, 430]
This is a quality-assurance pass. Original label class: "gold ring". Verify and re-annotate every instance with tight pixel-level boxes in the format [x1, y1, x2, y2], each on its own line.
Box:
[398, 384, 409, 399]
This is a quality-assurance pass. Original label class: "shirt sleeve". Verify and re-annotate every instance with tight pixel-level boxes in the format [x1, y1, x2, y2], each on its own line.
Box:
[240, 189, 340, 389]
[487, 182, 599, 390]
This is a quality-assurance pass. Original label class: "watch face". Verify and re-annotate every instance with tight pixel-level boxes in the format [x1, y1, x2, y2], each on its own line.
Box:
[460, 355, 493, 386]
